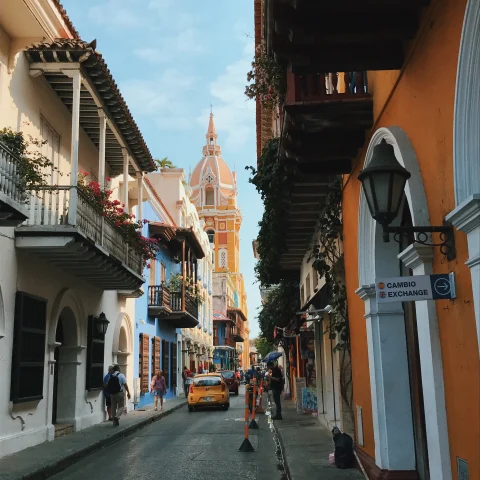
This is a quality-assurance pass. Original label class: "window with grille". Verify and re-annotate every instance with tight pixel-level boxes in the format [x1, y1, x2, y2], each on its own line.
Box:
[86, 314, 107, 391]
[207, 230, 215, 243]
[10, 292, 47, 403]
[171, 343, 177, 388]
[219, 249, 227, 268]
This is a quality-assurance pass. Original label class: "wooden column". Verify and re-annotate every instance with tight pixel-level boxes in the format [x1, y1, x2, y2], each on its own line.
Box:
[67, 69, 81, 225]
[122, 148, 129, 212]
[136, 172, 143, 223]
[98, 108, 106, 188]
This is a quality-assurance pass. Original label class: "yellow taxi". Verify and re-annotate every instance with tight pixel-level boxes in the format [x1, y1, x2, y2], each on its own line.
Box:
[187, 373, 230, 412]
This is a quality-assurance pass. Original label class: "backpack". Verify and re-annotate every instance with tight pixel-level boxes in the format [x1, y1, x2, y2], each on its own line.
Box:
[107, 373, 121, 395]
[333, 432, 355, 469]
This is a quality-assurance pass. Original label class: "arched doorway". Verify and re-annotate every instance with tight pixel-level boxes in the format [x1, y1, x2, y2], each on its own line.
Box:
[357, 127, 451, 479]
[52, 307, 78, 435]
[117, 326, 129, 379]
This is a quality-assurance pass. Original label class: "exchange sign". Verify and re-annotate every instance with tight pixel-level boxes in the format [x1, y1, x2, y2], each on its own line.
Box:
[376, 273, 456, 303]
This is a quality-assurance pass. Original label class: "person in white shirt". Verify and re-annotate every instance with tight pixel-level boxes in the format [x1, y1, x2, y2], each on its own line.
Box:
[110, 365, 131, 427]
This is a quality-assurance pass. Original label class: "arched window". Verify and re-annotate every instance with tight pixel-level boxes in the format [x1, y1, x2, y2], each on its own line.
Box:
[205, 187, 214, 206]
[206, 229, 215, 243]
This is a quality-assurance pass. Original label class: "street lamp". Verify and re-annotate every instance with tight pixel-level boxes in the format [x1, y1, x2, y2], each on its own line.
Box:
[182, 340, 192, 355]
[95, 312, 110, 336]
[358, 139, 455, 260]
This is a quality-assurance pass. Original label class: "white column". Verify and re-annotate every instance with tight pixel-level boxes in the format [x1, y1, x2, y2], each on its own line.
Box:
[356, 285, 416, 471]
[398, 244, 452, 480]
[136, 172, 143, 223]
[67, 69, 81, 224]
[122, 148, 129, 212]
[314, 319, 324, 414]
[447, 194, 480, 355]
[98, 108, 106, 188]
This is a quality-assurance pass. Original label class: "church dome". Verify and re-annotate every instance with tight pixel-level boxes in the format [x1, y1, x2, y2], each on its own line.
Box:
[189, 114, 236, 204]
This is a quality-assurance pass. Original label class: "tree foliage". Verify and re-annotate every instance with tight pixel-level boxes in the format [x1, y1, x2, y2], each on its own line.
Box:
[155, 157, 176, 169]
[257, 281, 299, 343]
[253, 336, 275, 360]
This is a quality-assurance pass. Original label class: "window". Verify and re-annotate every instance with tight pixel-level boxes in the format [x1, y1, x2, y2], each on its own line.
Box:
[41, 116, 60, 185]
[139, 333, 150, 393]
[207, 229, 215, 243]
[151, 336, 160, 378]
[205, 187, 214, 205]
[10, 292, 47, 403]
[162, 339, 170, 388]
[171, 343, 177, 388]
[149, 259, 157, 286]
[219, 249, 227, 268]
[86, 314, 107, 391]
[306, 274, 311, 300]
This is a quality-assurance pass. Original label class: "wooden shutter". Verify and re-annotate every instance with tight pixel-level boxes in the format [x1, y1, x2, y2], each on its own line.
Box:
[140, 333, 150, 393]
[10, 292, 47, 403]
[151, 336, 160, 375]
[86, 315, 106, 391]
[162, 339, 169, 388]
[171, 342, 177, 388]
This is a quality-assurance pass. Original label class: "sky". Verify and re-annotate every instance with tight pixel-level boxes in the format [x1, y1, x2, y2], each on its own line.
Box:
[62, 0, 262, 337]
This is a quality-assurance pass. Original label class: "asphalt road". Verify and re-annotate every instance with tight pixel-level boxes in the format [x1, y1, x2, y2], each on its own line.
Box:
[50, 386, 282, 480]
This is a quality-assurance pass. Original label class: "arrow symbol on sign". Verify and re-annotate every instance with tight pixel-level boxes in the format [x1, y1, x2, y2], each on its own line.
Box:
[437, 282, 449, 291]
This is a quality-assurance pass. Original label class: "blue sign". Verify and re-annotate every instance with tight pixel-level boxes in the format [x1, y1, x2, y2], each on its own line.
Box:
[430, 274, 455, 300]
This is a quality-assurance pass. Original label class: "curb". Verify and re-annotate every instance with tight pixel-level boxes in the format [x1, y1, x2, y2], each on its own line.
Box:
[19, 401, 187, 480]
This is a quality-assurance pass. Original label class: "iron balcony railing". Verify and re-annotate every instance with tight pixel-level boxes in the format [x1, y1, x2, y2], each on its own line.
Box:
[213, 336, 236, 348]
[23, 185, 143, 275]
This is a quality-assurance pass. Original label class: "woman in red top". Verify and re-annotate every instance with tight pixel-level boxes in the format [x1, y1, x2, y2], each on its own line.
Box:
[150, 370, 167, 411]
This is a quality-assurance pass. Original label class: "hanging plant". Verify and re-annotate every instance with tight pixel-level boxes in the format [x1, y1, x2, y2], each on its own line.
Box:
[166, 273, 204, 304]
[245, 45, 286, 108]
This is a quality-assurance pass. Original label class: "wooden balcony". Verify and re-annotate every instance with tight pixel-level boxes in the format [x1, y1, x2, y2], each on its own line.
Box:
[148, 285, 199, 328]
[0, 141, 29, 226]
[266, 0, 428, 73]
[213, 336, 236, 348]
[15, 186, 144, 290]
[278, 71, 372, 270]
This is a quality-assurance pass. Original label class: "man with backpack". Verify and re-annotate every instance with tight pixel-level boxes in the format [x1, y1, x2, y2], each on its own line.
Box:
[107, 364, 131, 427]
[103, 365, 115, 421]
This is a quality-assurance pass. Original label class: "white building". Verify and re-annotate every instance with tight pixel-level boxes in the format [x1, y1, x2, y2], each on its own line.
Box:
[0, 2, 155, 457]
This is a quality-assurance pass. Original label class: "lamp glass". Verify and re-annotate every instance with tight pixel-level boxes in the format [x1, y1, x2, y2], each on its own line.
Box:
[95, 312, 110, 336]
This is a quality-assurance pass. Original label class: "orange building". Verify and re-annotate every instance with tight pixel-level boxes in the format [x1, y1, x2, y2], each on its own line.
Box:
[255, 1, 480, 479]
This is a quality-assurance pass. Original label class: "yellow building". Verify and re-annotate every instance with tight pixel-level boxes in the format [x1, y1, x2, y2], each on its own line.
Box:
[189, 114, 249, 369]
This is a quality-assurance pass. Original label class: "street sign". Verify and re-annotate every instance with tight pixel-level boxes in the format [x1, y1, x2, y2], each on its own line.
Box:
[376, 273, 456, 303]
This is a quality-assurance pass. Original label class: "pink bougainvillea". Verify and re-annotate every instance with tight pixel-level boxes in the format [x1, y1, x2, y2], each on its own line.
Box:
[78, 172, 159, 267]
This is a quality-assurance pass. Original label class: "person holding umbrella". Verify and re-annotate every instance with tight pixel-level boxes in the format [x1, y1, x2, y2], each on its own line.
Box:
[267, 361, 284, 420]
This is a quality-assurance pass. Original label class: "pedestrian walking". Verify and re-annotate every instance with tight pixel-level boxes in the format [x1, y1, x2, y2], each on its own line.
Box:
[103, 365, 114, 421]
[150, 370, 167, 411]
[108, 365, 131, 427]
[182, 366, 191, 398]
[267, 361, 283, 420]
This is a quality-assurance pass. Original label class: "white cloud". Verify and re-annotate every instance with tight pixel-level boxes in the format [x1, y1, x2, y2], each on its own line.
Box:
[88, 0, 144, 28]
[198, 41, 255, 148]
[121, 69, 197, 130]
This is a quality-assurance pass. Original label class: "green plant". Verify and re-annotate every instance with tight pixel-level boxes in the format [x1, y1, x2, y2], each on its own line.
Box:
[245, 45, 286, 108]
[155, 157, 176, 169]
[0, 128, 58, 193]
[247, 138, 295, 286]
[166, 273, 203, 304]
[254, 336, 275, 360]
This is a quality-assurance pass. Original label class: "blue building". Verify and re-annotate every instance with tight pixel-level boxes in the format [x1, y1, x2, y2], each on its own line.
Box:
[133, 184, 205, 409]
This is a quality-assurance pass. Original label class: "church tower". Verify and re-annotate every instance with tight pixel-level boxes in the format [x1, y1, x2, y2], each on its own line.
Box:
[189, 113, 249, 369]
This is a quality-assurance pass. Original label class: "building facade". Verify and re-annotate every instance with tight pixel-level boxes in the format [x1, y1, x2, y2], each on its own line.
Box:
[254, 0, 480, 479]
[189, 114, 250, 371]
[0, 1, 155, 457]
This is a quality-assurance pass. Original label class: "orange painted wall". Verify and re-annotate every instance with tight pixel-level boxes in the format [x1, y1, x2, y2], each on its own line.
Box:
[343, 0, 480, 477]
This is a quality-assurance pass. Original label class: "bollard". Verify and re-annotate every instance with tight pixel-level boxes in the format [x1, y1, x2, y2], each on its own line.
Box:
[249, 378, 259, 429]
[256, 378, 265, 414]
[239, 383, 255, 452]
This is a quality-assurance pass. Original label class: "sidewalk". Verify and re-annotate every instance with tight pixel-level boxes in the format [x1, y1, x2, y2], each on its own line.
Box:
[267, 395, 364, 480]
[0, 397, 186, 480]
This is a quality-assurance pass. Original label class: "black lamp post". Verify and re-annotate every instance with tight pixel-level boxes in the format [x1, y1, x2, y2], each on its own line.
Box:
[358, 139, 455, 260]
[182, 340, 191, 355]
[95, 312, 110, 336]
